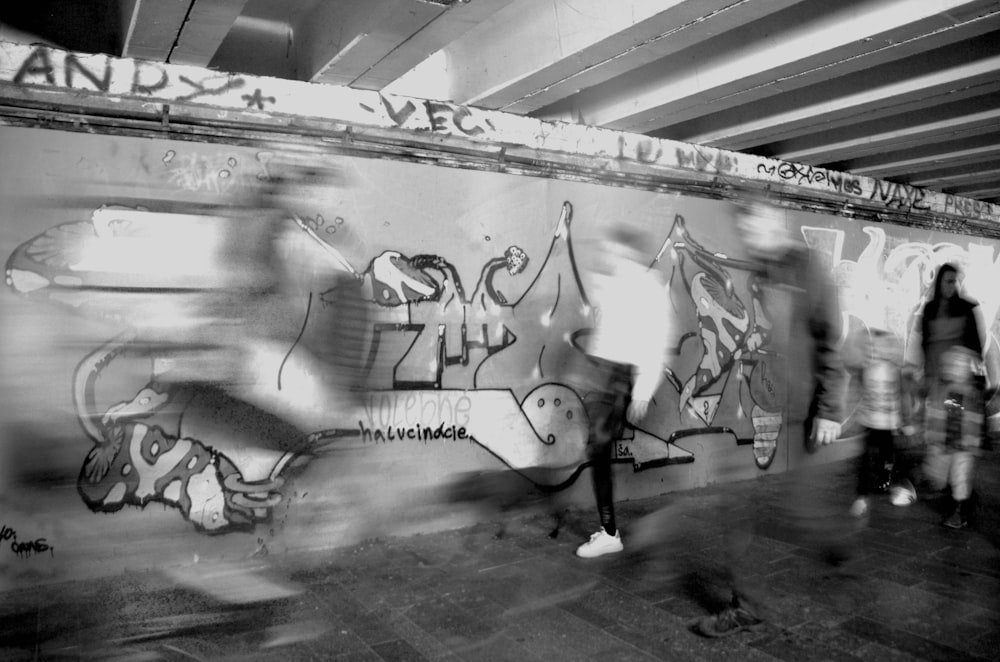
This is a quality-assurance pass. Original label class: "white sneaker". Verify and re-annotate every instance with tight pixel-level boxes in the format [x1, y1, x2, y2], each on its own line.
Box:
[890, 480, 917, 506]
[849, 497, 869, 518]
[576, 529, 623, 558]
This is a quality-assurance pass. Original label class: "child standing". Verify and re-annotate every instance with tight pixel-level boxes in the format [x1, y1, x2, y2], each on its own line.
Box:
[846, 325, 915, 518]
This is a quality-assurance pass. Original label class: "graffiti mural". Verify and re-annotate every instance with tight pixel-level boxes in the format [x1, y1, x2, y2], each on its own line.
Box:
[5, 193, 697, 533]
[3, 130, 1000, 538]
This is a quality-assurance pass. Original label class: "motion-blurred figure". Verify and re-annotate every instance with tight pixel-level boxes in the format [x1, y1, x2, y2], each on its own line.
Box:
[923, 346, 985, 529]
[147, 163, 371, 429]
[920, 263, 985, 528]
[574, 226, 672, 559]
[3, 162, 371, 645]
[843, 302, 917, 517]
[914, 263, 986, 528]
[695, 196, 845, 637]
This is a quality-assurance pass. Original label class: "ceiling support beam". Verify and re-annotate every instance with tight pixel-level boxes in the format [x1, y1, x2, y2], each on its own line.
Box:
[833, 133, 1000, 178]
[907, 161, 1000, 188]
[357, 0, 517, 91]
[535, 0, 999, 133]
[771, 96, 1000, 164]
[296, 0, 503, 89]
[666, 32, 1000, 149]
[167, 0, 248, 67]
[387, 0, 800, 111]
[119, 0, 190, 61]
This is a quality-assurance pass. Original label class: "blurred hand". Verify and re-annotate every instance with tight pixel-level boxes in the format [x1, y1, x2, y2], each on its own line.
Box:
[627, 399, 650, 423]
[811, 418, 841, 444]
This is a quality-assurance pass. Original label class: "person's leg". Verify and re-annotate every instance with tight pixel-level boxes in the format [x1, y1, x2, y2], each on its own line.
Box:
[593, 447, 616, 534]
[877, 428, 896, 490]
[922, 443, 949, 492]
[576, 360, 630, 558]
[696, 500, 765, 637]
[853, 428, 878, 516]
[587, 403, 617, 536]
[944, 451, 976, 528]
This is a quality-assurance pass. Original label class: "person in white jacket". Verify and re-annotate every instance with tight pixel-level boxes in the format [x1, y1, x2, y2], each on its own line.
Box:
[575, 225, 672, 558]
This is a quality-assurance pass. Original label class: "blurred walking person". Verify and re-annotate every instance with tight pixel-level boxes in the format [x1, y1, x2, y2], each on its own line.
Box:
[574, 226, 673, 558]
[843, 306, 918, 517]
[695, 196, 845, 637]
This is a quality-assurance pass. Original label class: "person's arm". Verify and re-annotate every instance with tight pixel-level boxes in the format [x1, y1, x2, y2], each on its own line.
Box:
[628, 277, 672, 422]
[920, 302, 931, 360]
[807, 254, 845, 442]
[968, 302, 985, 358]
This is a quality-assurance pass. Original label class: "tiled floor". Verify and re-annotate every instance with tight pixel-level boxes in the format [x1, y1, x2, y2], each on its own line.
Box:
[1, 453, 998, 661]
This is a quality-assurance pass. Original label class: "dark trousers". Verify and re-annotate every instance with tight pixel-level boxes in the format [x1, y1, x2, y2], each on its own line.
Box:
[583, 356, 633, 536]
[858, 427, 895, 495]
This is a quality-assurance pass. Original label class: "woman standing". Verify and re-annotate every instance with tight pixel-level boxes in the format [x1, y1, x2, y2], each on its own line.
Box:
[920, 263, 983, 385]
[918, 263, 985, 528]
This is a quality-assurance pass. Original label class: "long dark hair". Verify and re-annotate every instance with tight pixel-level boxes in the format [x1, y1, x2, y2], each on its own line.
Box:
[920, 261, 983, 357]
[924, 262, 959, 319]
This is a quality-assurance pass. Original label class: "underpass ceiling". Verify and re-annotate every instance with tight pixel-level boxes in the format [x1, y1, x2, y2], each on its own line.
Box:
[1, 0, 998, 204]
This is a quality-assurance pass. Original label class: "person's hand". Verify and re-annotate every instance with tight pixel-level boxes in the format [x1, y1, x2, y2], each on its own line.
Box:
[811, 418, 841, 445]
[627, 399, 650, 423]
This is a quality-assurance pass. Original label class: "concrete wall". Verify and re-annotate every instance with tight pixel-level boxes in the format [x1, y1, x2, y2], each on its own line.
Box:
[2, 125, 1000, 588]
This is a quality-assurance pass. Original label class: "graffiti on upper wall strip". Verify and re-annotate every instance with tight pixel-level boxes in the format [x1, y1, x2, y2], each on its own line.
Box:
[7, 45, 253, 105]
[364, 94, 497, 137]
[868, 180, 930, 211]
[2, 43, 997, 225]
[944, 195, 995, 220]
[674, 146, 737, 174]
[757, 162, 865, 197]
[2, 42, 998, 226]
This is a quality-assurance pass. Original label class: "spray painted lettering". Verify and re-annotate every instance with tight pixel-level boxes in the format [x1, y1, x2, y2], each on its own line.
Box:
[869, 180, 930, 211]
[357, 392, 472, 443]
[615, 136, 664, 163]
[945, 195, 996, 221]
[757, 162, 864, 196]
[1, 524, 53, 558]
[361, 392, 472, 429]
[371, 95, 493, 136]
[358, 421, 470, 443]
[676, 147, 736, 173]
[9, 45, 244, 101]
[14, 47, 111, 91]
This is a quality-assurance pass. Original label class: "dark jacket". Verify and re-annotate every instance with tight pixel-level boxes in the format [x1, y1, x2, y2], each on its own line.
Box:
[920, 295, 982, 385]
[760, 246, 845, 433]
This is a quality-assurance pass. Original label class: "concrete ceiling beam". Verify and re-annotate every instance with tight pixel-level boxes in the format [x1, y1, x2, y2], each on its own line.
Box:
[838, 132, 1000, 177]
[534, 0, 999, 133]
[385, 0, 793, 109]
[167, 0, 248, 67]
[772, 97, 1000, 164]
[118, 0, 190, 61]
[907, 161, 1000, 188]
[357, 0, 516, 91]
[295, 0, 506, 89]
[667, 29, 1000, 149]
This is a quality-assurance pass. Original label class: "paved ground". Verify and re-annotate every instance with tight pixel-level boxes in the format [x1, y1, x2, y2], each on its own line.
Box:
[1, 453, 998, 661]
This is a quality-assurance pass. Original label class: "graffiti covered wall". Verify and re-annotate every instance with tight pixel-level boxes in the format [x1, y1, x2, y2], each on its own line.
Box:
[2, 125, 1000, 585]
